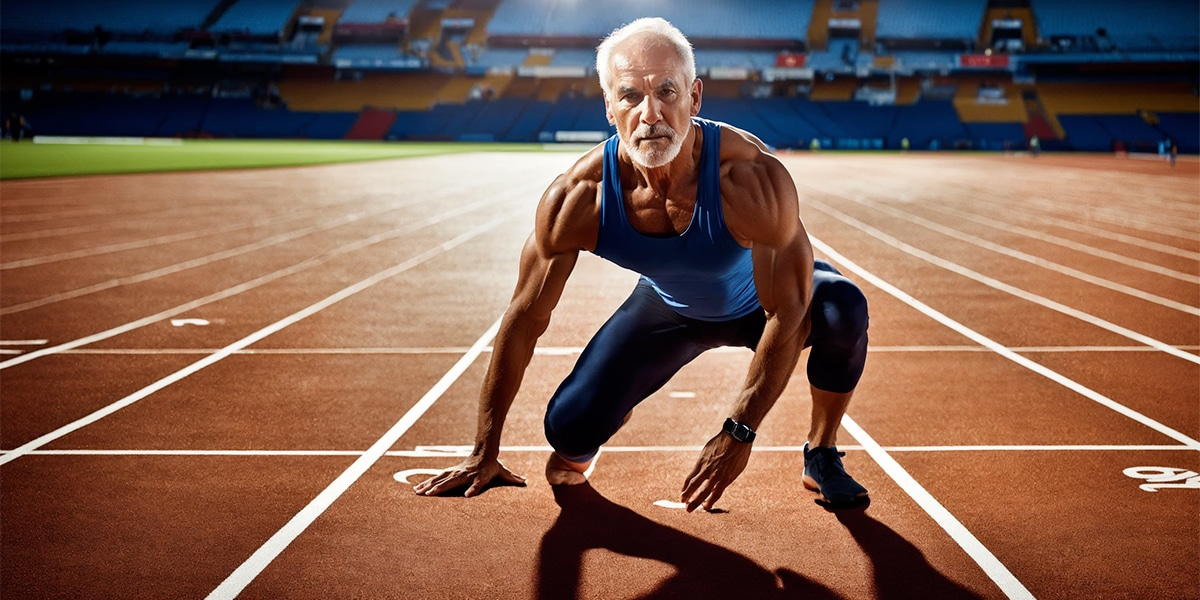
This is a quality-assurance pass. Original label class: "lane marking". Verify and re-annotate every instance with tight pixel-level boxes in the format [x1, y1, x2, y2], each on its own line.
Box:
[1023, 195, 1198, 241]
[964, 197, 1200, 261]
[0, 197, 503, 368]
[668, 391, 697, 398]
[3, 444, 1195, 457]
[393, 469, 446, 484]
[206, 316, 503, 600]
[811, 236, 1195, 451]
[45, 344, 1200, 356]
[1123, 467, 1200, 492]
[0, 206, 334, 270]
[170, 319, 210, 327]
[839, 415, 1036, 599]
[0, 200, 416, 315]
[653, 500, 687, 509]
[810, 234, 1200, 449]
[809, 205, 1200, 366]
[0, 218, 511, 467]
[904, 196, 1200, 284]
[0, 340, 49, 345]
[837, 193, 1200, 315]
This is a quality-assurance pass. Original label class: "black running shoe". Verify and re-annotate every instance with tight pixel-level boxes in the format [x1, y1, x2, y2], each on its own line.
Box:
[803, 443, 868, 506]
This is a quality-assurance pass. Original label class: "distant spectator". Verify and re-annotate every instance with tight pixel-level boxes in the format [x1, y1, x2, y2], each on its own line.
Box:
[1029, 135, 1040, 157]
[4, 112, 31, 142]
[1169, 138, 1178, 167]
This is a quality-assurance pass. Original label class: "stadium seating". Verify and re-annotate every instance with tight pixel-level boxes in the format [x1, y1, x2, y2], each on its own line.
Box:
[210, 0, 303, 36]
[340, 0, 420, 23]
[0, 0, 1193, 153]
[488, 0, 812, 39]
[1, 0, 216, 35]
[1034, 0, 1199, 45]
[876, 0, 987, 40]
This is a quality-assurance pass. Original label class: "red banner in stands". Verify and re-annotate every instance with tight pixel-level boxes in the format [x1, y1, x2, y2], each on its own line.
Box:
[958, 54, 1010, 68]
[776, 52, 806, 68]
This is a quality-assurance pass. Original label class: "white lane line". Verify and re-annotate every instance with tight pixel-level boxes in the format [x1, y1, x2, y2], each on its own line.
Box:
[50, 344, 1200, 356]
[839, 415, 1036, 600]
[0, 217, 510, 467]
[0, 200, 416, 315]
[963, 198, 1200, 262]
[0, 206, 335, 270]
[1024, 195, 1199, 240]
[5, 444, 1193, 457]
[0, 340, 49, 345]
[908, 198, 1200, 284]
[0, 197, 499, 369]
[811, 234, 1200, 450]
[810, 203, 1200, 366]
[205, 316, 503, 600]
[838, 194, 1200, 315]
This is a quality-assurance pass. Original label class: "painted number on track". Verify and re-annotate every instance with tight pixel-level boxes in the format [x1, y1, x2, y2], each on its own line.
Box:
[1123, 466, 1200, 492]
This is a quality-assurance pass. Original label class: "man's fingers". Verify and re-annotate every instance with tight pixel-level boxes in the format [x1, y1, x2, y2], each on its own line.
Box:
[684, 478, 717, 512]
[703, 484, 727, 511]
[414, 471, 467, 496]
[499, 468, 528, 486]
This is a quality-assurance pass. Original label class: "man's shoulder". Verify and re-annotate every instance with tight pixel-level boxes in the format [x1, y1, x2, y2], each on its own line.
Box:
[542, 142, 604, 200]
[535, 142, 606, 252]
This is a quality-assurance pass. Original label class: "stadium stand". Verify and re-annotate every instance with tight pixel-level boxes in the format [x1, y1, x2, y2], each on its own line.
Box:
[875, 0, 987, 41]
[0, 0, 1195, 152]
[210, 0, 304, 36]
[340, 0, 421, 23]
[1, 0, 215, 35]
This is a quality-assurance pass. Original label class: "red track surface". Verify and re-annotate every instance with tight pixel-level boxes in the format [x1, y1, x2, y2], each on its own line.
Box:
[1, 152, 1197, 599]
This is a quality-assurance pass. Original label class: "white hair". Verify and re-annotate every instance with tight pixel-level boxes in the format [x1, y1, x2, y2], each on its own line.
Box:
[595, 17, 696, 98]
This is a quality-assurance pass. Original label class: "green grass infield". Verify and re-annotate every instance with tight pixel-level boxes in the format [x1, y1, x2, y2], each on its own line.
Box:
[0, 138, 562, 180]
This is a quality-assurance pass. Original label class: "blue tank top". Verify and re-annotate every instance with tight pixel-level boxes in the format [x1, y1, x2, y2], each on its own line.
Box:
[593, 117, 759, 321]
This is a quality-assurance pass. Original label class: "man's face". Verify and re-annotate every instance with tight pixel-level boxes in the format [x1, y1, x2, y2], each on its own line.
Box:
[604, 36, 701, 168]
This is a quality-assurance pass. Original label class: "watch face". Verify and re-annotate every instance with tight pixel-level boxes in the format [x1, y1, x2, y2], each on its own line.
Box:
[725, 419, 754, 442]
[734, 424, 752, 442]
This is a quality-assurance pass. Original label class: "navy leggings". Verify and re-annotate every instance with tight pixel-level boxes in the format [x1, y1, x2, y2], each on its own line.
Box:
[544, 260, 869, 462]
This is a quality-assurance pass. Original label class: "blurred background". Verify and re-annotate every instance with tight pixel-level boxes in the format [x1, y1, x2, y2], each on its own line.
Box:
[1, 0, 1196, 154]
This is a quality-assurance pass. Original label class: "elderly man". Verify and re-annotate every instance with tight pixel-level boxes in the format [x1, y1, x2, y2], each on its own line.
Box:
[415, 17, 870, 509]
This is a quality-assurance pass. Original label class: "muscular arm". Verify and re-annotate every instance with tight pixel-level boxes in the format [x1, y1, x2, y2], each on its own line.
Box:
[472, 227, 578, 459]
[724, 128, 814, 427]
[415, 157, 601, 497]
[681, 130, 814, 511]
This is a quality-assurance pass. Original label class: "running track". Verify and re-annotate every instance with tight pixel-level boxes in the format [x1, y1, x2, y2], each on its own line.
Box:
[1, 151, 1196, 599]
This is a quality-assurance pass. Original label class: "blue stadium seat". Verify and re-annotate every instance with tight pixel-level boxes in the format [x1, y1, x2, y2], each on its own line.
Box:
[1, 0, 216, 34]
[488, 0, 812, 39]
[876, 0, 987, 40]
[340, 0, 419, 22]
[210, 0, 301, 35]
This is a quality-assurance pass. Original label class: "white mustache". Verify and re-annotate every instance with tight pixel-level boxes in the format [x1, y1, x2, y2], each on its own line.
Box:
[634, 124, 676, 142]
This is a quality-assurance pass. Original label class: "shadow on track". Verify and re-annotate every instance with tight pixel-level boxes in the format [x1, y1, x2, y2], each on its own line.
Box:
[536, 482, 841, 599]
[835, 510, 987, 599]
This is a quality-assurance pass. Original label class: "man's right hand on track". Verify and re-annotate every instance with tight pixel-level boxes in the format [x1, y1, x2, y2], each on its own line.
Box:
[412, 455, 527, 497]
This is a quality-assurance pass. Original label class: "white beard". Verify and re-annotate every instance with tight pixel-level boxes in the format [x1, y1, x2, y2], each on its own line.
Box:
[623, 123, 686, 168]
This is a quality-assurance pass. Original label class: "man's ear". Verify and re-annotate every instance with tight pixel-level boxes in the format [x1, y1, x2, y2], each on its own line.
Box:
[690, 78, 703, 117]
[604, 96, 615, 125]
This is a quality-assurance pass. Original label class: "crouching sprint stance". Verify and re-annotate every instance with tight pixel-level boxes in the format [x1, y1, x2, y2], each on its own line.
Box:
[415, 17, 870, 510]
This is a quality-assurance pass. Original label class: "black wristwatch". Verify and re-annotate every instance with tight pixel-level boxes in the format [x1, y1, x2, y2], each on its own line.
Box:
[722, 418, 756, 443]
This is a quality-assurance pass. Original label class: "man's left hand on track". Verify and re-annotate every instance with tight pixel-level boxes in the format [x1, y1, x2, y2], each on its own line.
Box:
[680, 432, 752, 512]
